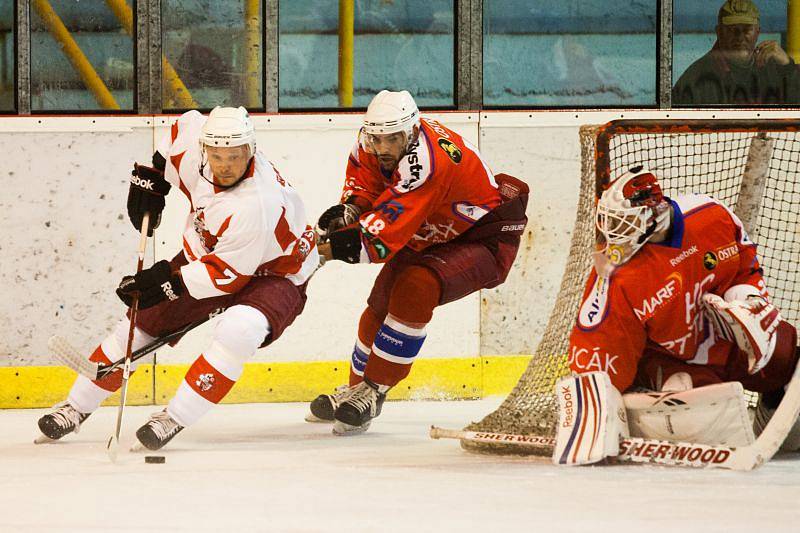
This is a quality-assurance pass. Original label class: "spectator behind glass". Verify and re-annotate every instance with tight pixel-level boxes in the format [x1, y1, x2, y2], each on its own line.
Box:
[673, 0, 800, 105]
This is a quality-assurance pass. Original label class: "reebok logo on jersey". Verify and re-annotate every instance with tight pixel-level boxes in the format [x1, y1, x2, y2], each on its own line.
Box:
[161, 281, 179, 301]
[669, 245, 698, 267]
[131, 175, 154, 190]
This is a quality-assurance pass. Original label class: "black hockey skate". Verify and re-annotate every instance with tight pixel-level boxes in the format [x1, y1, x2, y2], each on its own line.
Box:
[134, 409, 184, 451]
[333, 379, 388, 436]
[36, 402, 91, 442]
[306, 385, 355, 423]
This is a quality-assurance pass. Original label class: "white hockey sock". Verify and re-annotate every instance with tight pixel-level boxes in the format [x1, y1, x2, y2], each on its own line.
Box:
[67, 320, 154, 413]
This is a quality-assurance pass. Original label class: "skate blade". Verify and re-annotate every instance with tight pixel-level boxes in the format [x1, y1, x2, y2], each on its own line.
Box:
[34, 434, 56, 444]
[332, 420, 371, 436]
[305, 411, 334, 423]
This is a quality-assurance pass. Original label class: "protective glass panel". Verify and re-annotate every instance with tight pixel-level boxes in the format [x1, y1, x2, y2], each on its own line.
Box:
[483, 0, 657, 107]
[673, 0, 798, 106]
[0, 2, 13, 111]
[30, 0, 135, 111]
[162, 0, 263, 111]
[279, 0, 455, 109]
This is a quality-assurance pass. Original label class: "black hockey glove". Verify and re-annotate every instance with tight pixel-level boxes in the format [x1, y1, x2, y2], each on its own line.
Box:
[328, 226, 363, 264]
[127, 153, 171, 237]
[116, 260, 184, 309]
[316, 203, 362, 241]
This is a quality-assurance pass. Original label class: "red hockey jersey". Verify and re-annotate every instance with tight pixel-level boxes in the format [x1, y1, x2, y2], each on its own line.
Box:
[341, 117, 500, 262]
[568, 194, 766, 392]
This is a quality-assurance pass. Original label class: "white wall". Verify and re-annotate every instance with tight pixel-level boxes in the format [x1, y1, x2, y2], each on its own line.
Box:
[2, 110, 797, 366]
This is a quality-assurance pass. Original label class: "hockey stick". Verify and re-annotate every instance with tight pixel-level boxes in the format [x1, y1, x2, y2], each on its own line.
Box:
[431, 358, 800, 471]
[49, 314, 210, 381]
[107, 213, 149, 462]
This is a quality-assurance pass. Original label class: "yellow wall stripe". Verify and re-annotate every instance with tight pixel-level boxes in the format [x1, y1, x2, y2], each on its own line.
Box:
[0, 356, 531, 409]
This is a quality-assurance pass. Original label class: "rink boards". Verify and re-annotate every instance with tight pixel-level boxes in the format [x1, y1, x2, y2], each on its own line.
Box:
[3, 110, 800, 408]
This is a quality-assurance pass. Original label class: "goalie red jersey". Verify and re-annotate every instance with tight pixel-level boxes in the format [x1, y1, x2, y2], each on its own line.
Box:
[341, 117, 500, 262]
[569, 193, 766, 392]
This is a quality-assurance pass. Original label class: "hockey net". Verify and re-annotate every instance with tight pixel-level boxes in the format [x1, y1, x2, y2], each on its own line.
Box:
[464, 119, 800, 455]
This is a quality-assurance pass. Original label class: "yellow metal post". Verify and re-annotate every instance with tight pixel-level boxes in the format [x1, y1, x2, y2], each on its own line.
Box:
[789, 0, 800, 63]
[338, 0, 354, 107]
[31, 0, 120, 110]
[244, 0, 261, 107]
[104, 0, 198, 109]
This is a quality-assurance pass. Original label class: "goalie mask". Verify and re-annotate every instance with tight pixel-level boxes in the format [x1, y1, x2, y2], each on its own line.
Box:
[361, 90, 420, 155]
[595, 166, 670, 272]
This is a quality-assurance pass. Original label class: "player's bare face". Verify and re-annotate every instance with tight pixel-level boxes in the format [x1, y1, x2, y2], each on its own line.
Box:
[368, 132, 407, 171]
[717, 23, 759, 63]
[206, 145, 251, 186]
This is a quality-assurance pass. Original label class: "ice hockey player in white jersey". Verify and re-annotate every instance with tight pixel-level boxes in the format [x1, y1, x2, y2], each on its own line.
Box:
[37, 107, 318, 450]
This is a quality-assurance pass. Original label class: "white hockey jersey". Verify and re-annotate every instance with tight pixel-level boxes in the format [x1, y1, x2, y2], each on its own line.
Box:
[156, 110, 318, 299]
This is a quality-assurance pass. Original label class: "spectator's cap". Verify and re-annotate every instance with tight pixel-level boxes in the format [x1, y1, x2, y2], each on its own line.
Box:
[719, 0, 760, 26]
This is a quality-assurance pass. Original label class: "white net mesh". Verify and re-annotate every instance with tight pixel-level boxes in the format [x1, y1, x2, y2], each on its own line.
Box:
[463, 120, 800, 455]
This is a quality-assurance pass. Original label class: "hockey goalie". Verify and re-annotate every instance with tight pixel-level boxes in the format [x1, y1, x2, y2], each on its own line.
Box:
[554, 166, 799, 465]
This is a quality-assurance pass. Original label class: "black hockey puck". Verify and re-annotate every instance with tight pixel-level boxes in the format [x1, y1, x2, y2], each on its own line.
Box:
[144, 455, 165, 464]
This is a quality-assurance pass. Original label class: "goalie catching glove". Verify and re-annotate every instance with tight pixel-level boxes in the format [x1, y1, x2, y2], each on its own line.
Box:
[116, 259, 184, 309]
[703, 292, 782, 374]
[127, 153, 171, 237]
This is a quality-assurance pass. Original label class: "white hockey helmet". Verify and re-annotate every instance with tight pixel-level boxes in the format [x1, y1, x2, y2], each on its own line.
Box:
[596, 166, 670, 266]
[200, 106, 256, 157]
[362, 90, 420, 148]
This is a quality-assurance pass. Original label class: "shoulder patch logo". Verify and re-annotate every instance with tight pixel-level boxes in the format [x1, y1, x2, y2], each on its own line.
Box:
[578, 276, 610, 329]
[703, 251, 718, 270]
[437, 138, 462, 164]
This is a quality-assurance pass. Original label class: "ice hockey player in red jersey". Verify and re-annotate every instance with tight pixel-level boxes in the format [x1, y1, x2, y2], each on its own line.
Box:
[554, 166, 798, 465]
[306, 90, 529, 435]
[37, 107, 318, 450]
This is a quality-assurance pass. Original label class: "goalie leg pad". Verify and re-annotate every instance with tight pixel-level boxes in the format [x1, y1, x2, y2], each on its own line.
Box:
[554, 371, 629, 466]
[624, 382, 755, 447]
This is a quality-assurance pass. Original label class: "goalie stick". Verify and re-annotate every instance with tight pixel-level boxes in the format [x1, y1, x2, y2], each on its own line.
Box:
[431, 354, 800, 471]
[49, 314, 210, 381]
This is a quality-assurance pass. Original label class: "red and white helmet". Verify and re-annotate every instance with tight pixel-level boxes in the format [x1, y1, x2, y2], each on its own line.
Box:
[595, 166, 670, 267]
[200, 106, 256, 158]
[362, 90, 420, 150]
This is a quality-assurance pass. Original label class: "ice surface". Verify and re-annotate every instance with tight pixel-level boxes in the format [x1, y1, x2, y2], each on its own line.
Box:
[1, 399, 799, 532]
